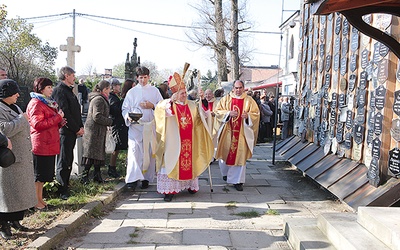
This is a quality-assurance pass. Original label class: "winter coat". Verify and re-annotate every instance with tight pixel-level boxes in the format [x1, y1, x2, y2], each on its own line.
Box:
[51, 82, 83, 135]
[0, 102, 36, 213]
[281, 102, 291, 122]
[26, 98, 63, 156]
[109, 92, 128, 150]
[82, 92, 113, 161]
[261, 102, 273, 123]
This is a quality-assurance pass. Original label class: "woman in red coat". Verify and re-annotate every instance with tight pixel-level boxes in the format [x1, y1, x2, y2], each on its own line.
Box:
[26, 78, 66, 210]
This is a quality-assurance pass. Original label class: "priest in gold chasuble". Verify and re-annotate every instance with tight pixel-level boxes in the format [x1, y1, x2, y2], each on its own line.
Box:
[154, 72, 214, 202]
[214, 80, 260, 191]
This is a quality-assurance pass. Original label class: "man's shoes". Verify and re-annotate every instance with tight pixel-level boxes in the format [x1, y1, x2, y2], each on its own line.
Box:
[60, 193, 69, 200]
[163, 194, 174, 202]
[0, 222, 12, 240]
[93, 171, 105, 183]
[234, 183, 243, 191]
[140, 180, 149, 189]
[126, 181, 138, 190]
[222, 176, 227, 181]
[9, 221, 29, 231]
[188, 189, 197, 194]
[108, 166, 120, 178]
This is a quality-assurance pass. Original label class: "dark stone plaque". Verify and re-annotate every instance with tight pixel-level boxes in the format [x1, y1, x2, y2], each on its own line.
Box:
[332, 92, 338, 107]
[312, 60, 318, 74]
[391, 119, 400, 142]
[322, 107, 328, 120]
[339, 93, 346, 108]
[335, 16, 341, 35]
[345, 110, 353, 129]
[342, 18, 349, 36]
[330, 109, 337, 125]
[367, 157, 380, 187]
[333, 54, 340, 72]
[373, 42, 383, 63]
[354, 124, 365, 145]
[357, 89, 366, 108]
[368, 110, 375, 128]
[325, 55, 332, 71]
[319, 44, 325, 58]
[374, 112, 383, 136]
[307, 47, 313, 62]
[359, 71, 368, 89]
[394, 90, 400, 116]
[302, 48, 307, 63]
[361, 49, 369, 69]
[351, 31, 359, 52]
[372, 137, 382, 159]
[350, 54, 357, 72]
[377, 59, 388, 84]
[336, 122, 344, 143]
[345, 132, 352, 149]
[375, 85, 386, 111]
[388, 148, 400, 177]
[340, 57, 347, 76]
[320, 28, 325, 43]
[356, 106, 366, 125]
[313, 44, 318, 59]
[367, 129, 374, 145]
[341, 38, 349, 57]
[370, 90, 376, 109]
[379, 43, 389, 58]
[319, 59, 324, 73]
[349, 74, 356, 92]
[309, 18, 314, 33]
[307, 62, 312, 76]
[340, 78, 347, 92]
[334, 36, 341, 54]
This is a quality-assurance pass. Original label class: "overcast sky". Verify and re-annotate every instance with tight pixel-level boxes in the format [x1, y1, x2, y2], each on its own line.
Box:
[3, 0, 301, 77]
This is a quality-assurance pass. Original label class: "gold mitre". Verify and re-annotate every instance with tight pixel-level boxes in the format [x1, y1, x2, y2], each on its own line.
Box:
[168, 72, 185, 94]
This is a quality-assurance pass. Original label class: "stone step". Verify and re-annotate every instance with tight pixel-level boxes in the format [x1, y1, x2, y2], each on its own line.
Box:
[284, 217, 336, 250]
[317, 213, 391, 250]
[357, 207, 400, 250]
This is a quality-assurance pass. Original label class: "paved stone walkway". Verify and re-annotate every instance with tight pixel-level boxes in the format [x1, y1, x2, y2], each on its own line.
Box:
[59, 142, 351, 249]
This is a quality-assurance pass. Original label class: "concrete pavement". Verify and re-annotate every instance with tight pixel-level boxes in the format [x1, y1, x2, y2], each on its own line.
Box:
[58, 142, 352, 249]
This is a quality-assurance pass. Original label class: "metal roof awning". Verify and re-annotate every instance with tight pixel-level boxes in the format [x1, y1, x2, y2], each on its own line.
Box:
[246, 81, 282, 91]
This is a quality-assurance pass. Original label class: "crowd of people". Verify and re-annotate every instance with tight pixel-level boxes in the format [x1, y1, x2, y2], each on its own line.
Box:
[0, 64, 293, 239]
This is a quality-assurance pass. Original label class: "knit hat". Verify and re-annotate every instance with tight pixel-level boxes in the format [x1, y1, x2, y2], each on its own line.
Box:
[34, 77, 53, 93]
[0, 79, 20, 98]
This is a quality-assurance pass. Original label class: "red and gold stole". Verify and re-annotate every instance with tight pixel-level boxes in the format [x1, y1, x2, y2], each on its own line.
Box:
[172, 103, 194, 180]
[226, 97, 244, 165]
[208, 102, 214, 111]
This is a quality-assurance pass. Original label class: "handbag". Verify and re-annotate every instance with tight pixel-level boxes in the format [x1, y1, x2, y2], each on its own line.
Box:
[0, 147, 16, 168]
[105, 128, 116, 154]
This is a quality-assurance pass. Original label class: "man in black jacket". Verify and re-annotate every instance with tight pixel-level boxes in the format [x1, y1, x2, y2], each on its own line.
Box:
[52, 66, 84, 200]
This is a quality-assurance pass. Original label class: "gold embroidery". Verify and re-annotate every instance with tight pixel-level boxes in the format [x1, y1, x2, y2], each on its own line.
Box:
[176, 105, 192, 129]
[180, 139, 192, 171]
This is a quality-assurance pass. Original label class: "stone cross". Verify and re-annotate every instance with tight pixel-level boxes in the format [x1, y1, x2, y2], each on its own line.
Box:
[60, 37, 81, 71]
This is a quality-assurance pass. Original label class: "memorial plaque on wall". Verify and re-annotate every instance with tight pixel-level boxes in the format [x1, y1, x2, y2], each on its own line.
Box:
[388, 148, 400, 177]
[309, 18, 314, 33]
[341, 38, 349, 57]
[342, 18, 349, 36]
[325, 55, 332, 71]
[367, 157, 380, 187]
[349, 74, 356, 92]
[357, 89, 366, 108]
[319, 59, 324, 73]
[345, 110, 353, 129]
[394, 90, 400, 116]
[330, 109, 337, 125]
[359, 71, 368, 89]
[367, 129, 374, 145]
[375, 85, 386, 111]
[320, 28, 326, 43]
[356, 106, 366, 125]
[334, 36, 341, 54]
[340, 57, 347, 76]
[321, 15, 326, 24]
[372, 137, 382, 159]
[347, 94, 354, 110]
[333, 54, 340, 71]
[351, 30, 359, 52]
[345, 132, 352, 149]
[368, 110, 375, 128]
[313, 44, 318, 59]
[319, 44, 325, 58]
[374, 112, 383, 136]
[339, 93, 346, 108]
[379, 43, 389, 58]
[391, 119, 400, 142]
[324, 139, 331, 155]
[361, 49, 369, 69]
[373, 42, 383, 63]
[353, 143, 362, 161]
[350, 54, 357, 72]
[335, 16, 341, 35]
[340, 78, 347, 92]
[354, 124, 365, 145]
[369, 91, 376, 109]
[362, 33, 371, 47]
[331, 92, 338, 107]
[331, 137, 338, 154]
[377, 59, 388, 84]
[336, 122, 344, 143]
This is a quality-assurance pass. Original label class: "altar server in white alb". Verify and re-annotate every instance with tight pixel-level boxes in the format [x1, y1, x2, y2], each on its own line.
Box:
[122, 66, 163, 190]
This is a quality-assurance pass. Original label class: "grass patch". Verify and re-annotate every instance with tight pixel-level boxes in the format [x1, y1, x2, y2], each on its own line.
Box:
[222, 186, 230, 192]
[265, 209, 279, 215]
[127, 228, 140, 244]
[235, 210, 260, 218]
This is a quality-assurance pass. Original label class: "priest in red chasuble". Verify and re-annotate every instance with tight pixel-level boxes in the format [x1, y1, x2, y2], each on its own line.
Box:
[214, 80, 260, 191]
[154, 72, 214, 202]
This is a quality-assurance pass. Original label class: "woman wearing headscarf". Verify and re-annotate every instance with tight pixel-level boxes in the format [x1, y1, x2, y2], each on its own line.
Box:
[80, 80, 113, 184]
[0, 79, 36, 240]
[26, 78, 66, 210]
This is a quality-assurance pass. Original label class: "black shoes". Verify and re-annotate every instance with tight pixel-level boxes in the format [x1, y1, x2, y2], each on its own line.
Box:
[93, 171, 105, 183]
[126, 181, 138, 190]
[141, 180, 149, 189]
[108, 166, 120, 178]
[80, 170, 90, 185]
[188, 189, 197, 194]
[60, 193, 69, 200]
[234, 183, 243, 191]
[9, 221, 29, 231]
[0, 222, 12, 240]
[164, 194, 174, 202]
[223, 176, 227, 181]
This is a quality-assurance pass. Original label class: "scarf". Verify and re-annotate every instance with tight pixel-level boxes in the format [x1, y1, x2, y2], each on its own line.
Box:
[30, 92, 59, 110]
